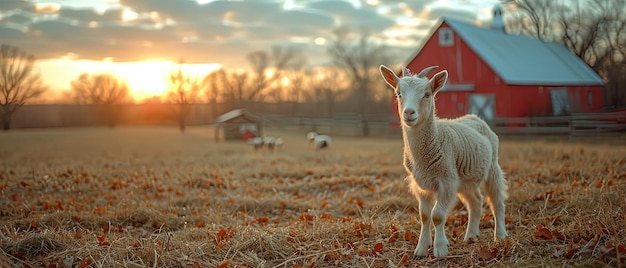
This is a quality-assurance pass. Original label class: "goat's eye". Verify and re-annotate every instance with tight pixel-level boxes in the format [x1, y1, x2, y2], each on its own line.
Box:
[424, 92, 431, 98]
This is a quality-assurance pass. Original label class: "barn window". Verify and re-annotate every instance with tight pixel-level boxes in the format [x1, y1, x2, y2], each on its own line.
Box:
[438, 28, 453, 47]
[588, 91, 593, 106]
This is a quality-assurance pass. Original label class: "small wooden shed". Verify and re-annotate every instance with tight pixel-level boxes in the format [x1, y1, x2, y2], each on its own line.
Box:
[214, 109, 262, 141]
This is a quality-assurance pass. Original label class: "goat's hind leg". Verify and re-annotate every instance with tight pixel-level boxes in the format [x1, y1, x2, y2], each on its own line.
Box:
[486, 164, 508, 240]
[458, 185, 483, 242]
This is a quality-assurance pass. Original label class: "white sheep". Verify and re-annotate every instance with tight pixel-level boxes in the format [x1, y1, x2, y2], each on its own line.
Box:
[247, 136, 265, 151]
[379, 65, 508, 258]
[306, 132, 331, 150]
[274, 137, 284, 151]
[263, 136, 277, 151]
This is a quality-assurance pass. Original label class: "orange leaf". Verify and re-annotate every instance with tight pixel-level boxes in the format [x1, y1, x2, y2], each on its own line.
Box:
[78, 257, 93, 268]
[195, 222, 206, 228]
[299, 213, 314, 221]
[356, 198, 364, 207]
[564, 242, 576, 259]
[372, 242, 383, 254]
[503, 239, 512, 256]
[400, 253, 409, 263]
[252, 217, 269, 224]
[404, 230, 414, 241]
[478, 245, 497, 260]
[217, 260, 230, 268]
[618, 244, 626, 254]
[97, 234, 106, 243]
[533, 227, 553, 240]
[594, 177, 603, 188]
[93, 206, 106, 215]
[320, 214, 333, 220]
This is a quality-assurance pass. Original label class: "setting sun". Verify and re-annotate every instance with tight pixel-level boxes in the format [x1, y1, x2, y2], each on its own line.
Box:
[113, 61, 222, 102]
[37, 60, 222, 103]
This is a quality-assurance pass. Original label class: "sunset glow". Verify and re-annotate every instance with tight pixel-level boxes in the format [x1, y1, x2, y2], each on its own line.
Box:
[114, 61, 222, 102]
[37, 60, 221, 103]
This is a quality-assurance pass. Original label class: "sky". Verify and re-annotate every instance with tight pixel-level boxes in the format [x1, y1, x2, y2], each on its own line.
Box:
[0, 0, 502, 102]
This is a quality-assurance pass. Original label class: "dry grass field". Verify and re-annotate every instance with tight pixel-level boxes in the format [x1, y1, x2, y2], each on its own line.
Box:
[0, 126, 625, 268]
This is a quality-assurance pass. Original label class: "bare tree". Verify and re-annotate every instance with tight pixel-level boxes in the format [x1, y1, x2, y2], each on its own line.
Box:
[0, 44, 46, 130]
[245, 46, 306, 102]
[306, 68, 349, 117]
[70, 72, 129, 127]
[327, 27, 394, 135]
[203, 70, 221, 121]
[501, 0, 561, 40]
[203, 46, 306, 113]
[503, 0, 626, 108]
[166, 60, 202, 132]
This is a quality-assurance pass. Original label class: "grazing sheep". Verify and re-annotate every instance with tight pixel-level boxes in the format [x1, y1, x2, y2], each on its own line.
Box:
[306, 132, 331, 150]
[247, 137, 265, 151]
[263, 136, 277, 151]
[275, 137, 284, 151]
[379, 65, 508, 258]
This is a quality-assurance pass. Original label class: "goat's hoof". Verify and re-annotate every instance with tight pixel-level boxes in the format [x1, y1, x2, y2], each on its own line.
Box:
[495, 230, 508, 240]
[433, 245, 449, 258]
[413, 245, 430, 258]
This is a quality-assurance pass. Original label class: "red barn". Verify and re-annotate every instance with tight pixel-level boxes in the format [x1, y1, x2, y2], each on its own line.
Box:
[400, 9, 604, 123]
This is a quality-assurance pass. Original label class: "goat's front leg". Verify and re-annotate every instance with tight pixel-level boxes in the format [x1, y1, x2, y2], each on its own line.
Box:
[432, 185, 457, 257]
[414, 191, 435, 257]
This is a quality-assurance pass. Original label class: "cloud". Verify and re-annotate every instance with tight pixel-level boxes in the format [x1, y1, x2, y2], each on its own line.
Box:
[0, 12, 32, 24]
[0, 0, 34, 12]
[0, 0, 496, 70]
[306, 0, 394, 31]
[58, 7, 125, 23]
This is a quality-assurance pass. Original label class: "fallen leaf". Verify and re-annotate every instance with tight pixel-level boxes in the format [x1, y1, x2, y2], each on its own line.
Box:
[372, 242, 383, 254]
[217, 260, 229, 268]
[478, 245, 497, 260]
[78, 257, 92, 268]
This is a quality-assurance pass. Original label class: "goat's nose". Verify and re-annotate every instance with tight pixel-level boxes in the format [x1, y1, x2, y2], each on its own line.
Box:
[404, 109, 415, 118]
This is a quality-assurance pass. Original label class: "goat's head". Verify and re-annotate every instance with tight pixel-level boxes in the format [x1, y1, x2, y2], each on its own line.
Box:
[379, 65, 448, 128]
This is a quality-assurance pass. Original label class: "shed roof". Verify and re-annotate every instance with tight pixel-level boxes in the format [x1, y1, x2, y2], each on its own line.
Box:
[216, 108, 259, 123]
[423, 17, 604, 86]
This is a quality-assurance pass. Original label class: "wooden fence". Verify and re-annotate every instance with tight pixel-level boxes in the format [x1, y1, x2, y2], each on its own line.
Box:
[492, 112, 626, 135]
[258, 113, 401, 137]
[259, 112, 626, 137]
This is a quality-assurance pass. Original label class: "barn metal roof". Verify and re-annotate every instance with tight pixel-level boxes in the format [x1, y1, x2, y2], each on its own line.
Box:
[216, 108, 259, 123]
[439, 18, 605, 86]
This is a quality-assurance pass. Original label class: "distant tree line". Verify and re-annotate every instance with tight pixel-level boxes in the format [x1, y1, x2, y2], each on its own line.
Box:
[502, 0, 626, 109]
[1, 26, 396, 132]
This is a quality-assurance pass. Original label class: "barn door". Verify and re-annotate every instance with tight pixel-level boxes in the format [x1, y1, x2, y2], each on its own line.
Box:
[467, 94, 495, 123]
[550, 88, 572, 116]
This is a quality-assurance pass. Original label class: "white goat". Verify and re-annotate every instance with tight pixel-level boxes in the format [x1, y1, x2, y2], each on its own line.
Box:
[379, 65, 508, 258]
[306, 132, 331, 149]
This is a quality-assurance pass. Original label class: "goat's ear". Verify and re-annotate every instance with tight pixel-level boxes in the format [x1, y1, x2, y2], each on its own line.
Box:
[379, 65, 399, 90]
[430, 70, 448, 94]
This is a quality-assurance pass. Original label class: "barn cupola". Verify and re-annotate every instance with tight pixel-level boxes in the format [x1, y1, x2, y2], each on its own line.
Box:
[491, 4, 506, 33]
